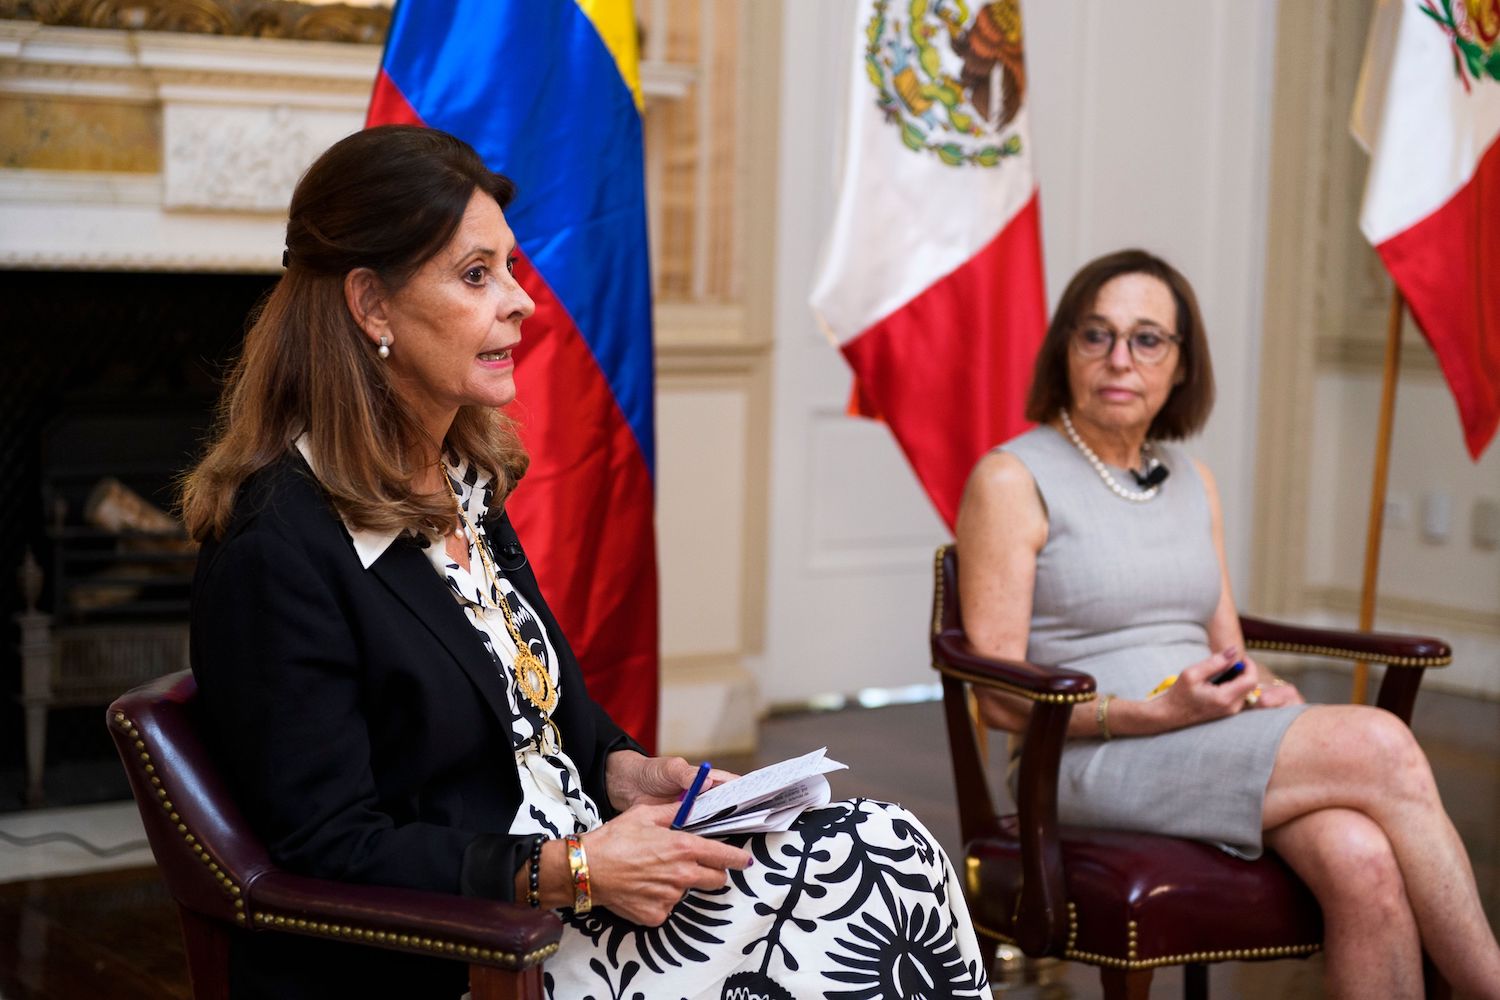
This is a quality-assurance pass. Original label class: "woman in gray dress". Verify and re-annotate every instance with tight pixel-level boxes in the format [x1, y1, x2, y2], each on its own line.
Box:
[955, 248, 1500, 999]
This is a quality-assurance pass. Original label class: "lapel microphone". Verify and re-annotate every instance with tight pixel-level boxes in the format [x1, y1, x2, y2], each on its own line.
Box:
[1132, 462, 1170, 489]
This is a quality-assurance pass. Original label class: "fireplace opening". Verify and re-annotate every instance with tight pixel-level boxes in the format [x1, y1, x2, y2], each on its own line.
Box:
[1, 269, 278, 809]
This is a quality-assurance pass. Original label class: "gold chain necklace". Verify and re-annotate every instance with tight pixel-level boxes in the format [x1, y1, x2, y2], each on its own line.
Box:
[442, 469, 562, 753]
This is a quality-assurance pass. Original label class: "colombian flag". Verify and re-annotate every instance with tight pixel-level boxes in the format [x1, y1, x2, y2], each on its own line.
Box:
[368, 1, 659, 749]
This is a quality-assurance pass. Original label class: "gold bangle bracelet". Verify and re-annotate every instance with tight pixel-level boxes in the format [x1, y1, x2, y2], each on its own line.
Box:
[565, 833, 592, 915]
[1096, 694, 1116, 741]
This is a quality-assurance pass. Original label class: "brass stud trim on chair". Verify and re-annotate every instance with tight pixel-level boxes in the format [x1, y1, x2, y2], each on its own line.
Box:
[111, 712, 243, 906]
[932, 660, 1097, 705]
[973, 916, 1322, 971]
[1245, 639, 1450, 668]
[1064, 942, 1322, 970]
[248, 910, 561, 969]
[931, 546, 950, 638]
[1063, 905, 1323, 969]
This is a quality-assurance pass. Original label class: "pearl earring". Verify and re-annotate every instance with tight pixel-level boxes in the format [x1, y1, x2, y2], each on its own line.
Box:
[377, 335, 391, 360]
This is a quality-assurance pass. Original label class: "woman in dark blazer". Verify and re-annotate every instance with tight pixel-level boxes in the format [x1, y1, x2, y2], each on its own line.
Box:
[182, 125, 991, 1000]
[190, 456, 654, 995]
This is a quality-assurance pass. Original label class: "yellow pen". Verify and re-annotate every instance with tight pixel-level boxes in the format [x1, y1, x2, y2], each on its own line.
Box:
[1149, 660, 1245, 698]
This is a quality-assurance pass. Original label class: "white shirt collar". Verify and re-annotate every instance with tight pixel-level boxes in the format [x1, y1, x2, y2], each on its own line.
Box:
[293, 434, 400, 570]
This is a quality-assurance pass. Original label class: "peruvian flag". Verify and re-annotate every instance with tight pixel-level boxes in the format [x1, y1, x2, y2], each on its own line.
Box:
[1353, 0, 1500, 458]
[810, 0, 1047, 530]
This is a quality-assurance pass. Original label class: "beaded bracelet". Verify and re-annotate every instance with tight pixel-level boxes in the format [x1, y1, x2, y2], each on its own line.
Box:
[565, 833, 592, 915]
[526, 835, 545, 908]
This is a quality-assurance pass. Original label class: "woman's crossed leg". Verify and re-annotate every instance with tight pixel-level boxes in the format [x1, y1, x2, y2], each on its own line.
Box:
[1263, 705, 1500, 999]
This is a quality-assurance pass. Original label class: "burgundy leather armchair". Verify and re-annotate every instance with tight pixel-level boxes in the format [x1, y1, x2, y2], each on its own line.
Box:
[929, 544, 1453, 1000]
[107, 671, 559, 1000]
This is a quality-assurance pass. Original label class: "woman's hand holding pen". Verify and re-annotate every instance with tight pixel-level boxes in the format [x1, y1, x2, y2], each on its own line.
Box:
[1143, 647, 1263, 730]
[605, 751, 738, 810]
[582, 803, 753, 926]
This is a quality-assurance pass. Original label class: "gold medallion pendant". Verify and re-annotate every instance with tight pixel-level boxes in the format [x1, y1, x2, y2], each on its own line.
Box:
[445, 467, 563, 752]
[513, 646, 558, 714]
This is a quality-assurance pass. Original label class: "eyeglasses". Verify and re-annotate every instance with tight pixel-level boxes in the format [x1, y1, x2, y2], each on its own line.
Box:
[1071, 324, 1182, 366]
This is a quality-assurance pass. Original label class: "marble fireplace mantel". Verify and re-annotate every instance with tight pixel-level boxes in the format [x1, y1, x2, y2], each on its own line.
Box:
[0, 18, 693, 272]
[1, 19, 381, 270]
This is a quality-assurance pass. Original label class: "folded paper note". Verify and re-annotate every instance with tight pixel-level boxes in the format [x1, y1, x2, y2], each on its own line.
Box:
[677, 747, 848, 837]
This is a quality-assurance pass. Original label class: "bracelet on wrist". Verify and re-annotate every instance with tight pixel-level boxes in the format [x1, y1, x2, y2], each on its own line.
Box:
[1096, 693, 1116, 741]
[565, 833, 592, 915]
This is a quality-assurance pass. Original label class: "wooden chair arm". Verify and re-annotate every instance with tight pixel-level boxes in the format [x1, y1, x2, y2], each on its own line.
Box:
[932, 634, 1088, 957]
[247, 871, 562, 972]
[1240, 615, 1452, 667]
[932, 630, 1097, 701]
[1240, 615, 1451, 725]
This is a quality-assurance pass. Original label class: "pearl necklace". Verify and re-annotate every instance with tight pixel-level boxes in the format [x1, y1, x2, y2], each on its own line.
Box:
[1058, 410, 1161, 503]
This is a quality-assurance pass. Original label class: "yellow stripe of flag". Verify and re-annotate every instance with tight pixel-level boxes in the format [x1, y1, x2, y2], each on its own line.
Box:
[575, 0, 643, 113]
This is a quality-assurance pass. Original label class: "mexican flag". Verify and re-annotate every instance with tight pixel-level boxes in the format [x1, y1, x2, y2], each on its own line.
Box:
[1354, 0, 1500, 458]
[810, 0, 1047, 529]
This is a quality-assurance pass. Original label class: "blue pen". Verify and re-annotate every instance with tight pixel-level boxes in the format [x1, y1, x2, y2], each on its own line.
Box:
[672, 761, 713, 830]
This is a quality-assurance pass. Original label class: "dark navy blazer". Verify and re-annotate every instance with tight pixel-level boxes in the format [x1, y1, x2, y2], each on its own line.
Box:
[191, 453, 639, 998]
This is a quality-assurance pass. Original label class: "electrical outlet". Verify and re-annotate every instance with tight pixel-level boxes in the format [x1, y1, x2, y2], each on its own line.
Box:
[1422, 492, 1453, 544]
[1473, 498, 1500, 550]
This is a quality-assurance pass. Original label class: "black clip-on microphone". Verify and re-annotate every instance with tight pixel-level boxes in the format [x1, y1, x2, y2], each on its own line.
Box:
[1132, 462, 1170, 489]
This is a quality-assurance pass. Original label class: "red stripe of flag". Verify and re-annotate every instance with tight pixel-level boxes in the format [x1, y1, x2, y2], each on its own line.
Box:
[366, 70, 424, 127]
[1376, 135, 1500, 459]
[840, 194, 1047, 528]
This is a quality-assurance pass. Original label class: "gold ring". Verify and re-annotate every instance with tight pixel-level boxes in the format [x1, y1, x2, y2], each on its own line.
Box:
[1244, 687, 1262, 707]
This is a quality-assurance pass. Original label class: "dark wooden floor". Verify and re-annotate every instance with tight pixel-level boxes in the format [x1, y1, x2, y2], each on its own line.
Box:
[0, 668, 1494, 999]
[0, 867, 191, 999]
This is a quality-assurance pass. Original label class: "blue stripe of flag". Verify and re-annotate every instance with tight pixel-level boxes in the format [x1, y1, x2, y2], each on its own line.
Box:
[379, 0, 655, 474]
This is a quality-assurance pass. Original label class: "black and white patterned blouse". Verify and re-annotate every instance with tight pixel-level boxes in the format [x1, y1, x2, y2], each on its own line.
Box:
[425, 457, 602, 839]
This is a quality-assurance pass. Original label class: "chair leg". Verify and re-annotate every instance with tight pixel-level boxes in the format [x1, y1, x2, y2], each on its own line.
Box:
[1100, 967, 1153, 1000]
[470, 963, 544, 1000]
[176, 905, 231, 1000]
[1183, 961, 1208, 1000]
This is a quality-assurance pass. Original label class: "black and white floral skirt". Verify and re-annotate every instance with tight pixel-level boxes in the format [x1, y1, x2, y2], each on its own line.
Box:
[544, 799, 991, 999]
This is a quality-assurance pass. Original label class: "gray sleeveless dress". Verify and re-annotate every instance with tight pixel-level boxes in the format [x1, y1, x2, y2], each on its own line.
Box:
[1000, 426, 1306, 859]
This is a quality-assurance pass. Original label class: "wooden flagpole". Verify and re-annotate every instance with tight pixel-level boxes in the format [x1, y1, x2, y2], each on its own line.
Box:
[1353, 288, 1406, 703]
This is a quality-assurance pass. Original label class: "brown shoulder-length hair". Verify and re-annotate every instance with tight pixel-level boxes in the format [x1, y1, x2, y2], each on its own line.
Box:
[180, 124, 529, 542]
[1025, 248, 1215, 440]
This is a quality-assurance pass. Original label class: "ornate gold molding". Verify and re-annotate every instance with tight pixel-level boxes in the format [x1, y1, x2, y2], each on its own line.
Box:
[0, 0, 389, 44]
